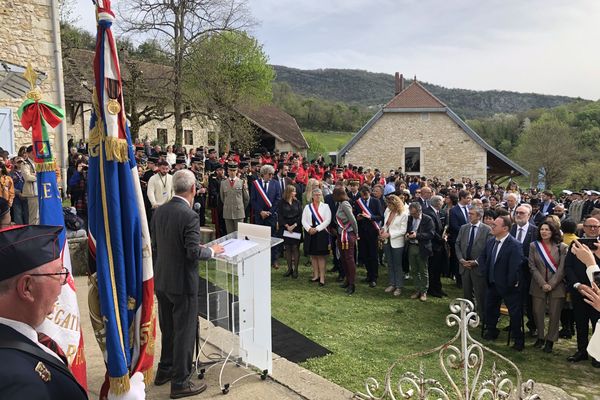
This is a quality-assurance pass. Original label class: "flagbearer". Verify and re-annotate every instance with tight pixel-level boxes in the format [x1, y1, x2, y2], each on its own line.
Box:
[0, 225, 88, 399]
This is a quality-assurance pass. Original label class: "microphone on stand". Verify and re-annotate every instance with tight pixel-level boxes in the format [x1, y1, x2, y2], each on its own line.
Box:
[193, 203, 202, 212]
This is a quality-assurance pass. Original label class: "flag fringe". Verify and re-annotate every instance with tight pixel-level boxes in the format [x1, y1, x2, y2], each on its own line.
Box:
[104, 136, 129, 162]
[89, 87, 129, 162]
[35, 161, 56, 173]
[109, 375, 130, 395]
[142, 368, 154, 386]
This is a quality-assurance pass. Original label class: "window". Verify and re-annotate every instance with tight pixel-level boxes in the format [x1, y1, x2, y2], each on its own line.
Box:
[404, 147, 420, 173]
[420, 112, 430, 121]
[156, 128, 168, 145]
[184, 130, 193, 145]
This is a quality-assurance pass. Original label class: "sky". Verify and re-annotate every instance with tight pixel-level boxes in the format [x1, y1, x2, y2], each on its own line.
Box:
[71, 0, 600, 100]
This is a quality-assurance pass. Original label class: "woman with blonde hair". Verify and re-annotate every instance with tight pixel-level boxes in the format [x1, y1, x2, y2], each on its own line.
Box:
[302, 188, 331, 286]
[278, 184, 303, 278]
[380, 195, 408, 296]
[305, 178, 321, 204]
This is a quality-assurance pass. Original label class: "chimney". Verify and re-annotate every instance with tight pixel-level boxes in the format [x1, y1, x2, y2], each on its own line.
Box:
[394, 72, 404, 95]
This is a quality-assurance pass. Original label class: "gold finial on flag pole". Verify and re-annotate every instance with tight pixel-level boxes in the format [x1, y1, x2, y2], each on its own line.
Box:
[23, 63, 42, 101]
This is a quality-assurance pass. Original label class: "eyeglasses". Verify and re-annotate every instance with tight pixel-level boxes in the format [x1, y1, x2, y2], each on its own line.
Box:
[29, 266, 69, 285]
[515, 211, 527, 215]
[584, 225, 600, 229]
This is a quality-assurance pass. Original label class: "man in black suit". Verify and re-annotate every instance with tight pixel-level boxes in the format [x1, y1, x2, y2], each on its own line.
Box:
[447, 190, 472, 288]
[355, 185, 384, 287]
[510, 204, 538, 336]
[406, 202, 435, 301]
[423, 194, 447, 297]
[151, 169, 224, 398]
[0, 225, 87, 399]
[565, 217, 600, 366]
[479, 215, 525, 351]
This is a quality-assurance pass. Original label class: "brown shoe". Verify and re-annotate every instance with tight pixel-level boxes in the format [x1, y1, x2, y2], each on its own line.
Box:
[272, 264, 280, 270]
[170, 381, 207, 399]
[419, 293, 427, 302]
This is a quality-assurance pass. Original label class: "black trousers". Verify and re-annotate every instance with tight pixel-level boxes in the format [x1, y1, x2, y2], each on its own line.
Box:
[520, 266, 535, 331]
[572, 293, 600, 354]
[485, 283, 524, 345]
[358, 229, 379, 282]
[427, 247, 446, 295]
[156, 290, 198, 386]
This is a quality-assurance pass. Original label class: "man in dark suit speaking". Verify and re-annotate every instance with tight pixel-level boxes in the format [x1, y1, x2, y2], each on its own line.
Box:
[479, 215, 525, 351]
[151, 169, 224, 398]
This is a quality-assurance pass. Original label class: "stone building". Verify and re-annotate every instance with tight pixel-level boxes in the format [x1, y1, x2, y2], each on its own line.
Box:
[338, 74, 528, 182]
[63, 48, 213, 148]
[237, 103, 309, 154]
[0, 0, 64, 156]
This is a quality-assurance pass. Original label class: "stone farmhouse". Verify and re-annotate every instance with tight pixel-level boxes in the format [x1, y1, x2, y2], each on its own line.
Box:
[338, 74, 528, 182]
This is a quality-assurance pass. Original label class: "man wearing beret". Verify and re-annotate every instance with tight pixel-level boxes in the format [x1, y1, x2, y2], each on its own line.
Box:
[0, 225, 88, 399]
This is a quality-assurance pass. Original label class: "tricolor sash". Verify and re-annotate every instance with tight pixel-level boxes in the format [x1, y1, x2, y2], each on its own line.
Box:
[534, 241, 557, 274]
[357, 197, 380, 231]
[336, 214, 351, 249]
[253, 179, 272, 209]
[309, 203, 324, 226]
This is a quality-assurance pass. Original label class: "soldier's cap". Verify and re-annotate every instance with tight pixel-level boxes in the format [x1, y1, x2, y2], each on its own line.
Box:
[562, 190, 573, 195]
[175, 157, 186, 165]
[227, 162, 238, 169]
[196, 147, 204, 152]
[592, 190, 600, 196]
[191, 156, 203, 163]
[250, 160, 260, 166]
[208, 148, 217, 154]
[0, 225, 63, 281]
[147, 156, 159, 164]
[348, 179, 360, 185]
[212, 163, 224, 171]
[135, 144, 144, 151]
[239, 162, 248, 168]
[26, 145, 34, 153]
[572, 191, 582, 196]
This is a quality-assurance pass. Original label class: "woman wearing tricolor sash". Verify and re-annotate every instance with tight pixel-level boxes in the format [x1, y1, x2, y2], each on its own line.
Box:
[333, 188, 359, 295]
[302, 188, 332, 286]
[528, 221, 568, 353]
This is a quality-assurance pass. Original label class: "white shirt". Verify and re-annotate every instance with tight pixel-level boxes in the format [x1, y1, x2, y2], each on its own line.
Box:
[302, 202, 332, 232]
[515, 222, 529, 243]
[0, 317, 63, 363]
[147, 173, 174, 207]
[493, 233, 510, 260]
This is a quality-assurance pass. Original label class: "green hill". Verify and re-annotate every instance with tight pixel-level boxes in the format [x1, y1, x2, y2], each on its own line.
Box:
[272, 65, 584, 119]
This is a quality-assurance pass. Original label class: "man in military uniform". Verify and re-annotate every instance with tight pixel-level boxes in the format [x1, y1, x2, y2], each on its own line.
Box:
[190, 156, 207, 226]
[0, 225, 88, 399]
[204, 148, 221, 173]
[220, 162, 249, 234]
[208, 164, 227, 237]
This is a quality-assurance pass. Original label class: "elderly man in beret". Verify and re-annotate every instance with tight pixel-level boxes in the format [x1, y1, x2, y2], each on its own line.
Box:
[0, 225, 87, 399]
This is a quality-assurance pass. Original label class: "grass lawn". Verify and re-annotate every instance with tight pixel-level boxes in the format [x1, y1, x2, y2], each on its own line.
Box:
[270, 255, 598, 399]
[303, 131, 354, 154]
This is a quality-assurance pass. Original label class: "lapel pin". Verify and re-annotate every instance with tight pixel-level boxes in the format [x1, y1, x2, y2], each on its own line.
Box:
[35, 361, 51, 382]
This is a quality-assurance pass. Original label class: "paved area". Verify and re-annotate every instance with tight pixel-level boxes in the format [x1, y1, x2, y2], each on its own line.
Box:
[76, 276, 353, 399]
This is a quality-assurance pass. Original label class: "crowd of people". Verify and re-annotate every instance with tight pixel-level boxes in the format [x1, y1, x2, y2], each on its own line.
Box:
[3, 140, 600, 398]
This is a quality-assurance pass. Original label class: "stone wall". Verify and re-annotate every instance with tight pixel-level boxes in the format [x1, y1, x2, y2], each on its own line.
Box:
[67, 101, 213, 148]
[343, 111, 487, 182]
[0, 0, 60, 153]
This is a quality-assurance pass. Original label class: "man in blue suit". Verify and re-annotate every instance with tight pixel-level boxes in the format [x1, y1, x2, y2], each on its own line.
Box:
[479, 215, 525, 350]
[354, 185, 384, 287]
[250, 164, 282, 269]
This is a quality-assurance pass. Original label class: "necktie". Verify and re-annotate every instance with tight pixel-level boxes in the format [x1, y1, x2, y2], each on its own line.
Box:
[281, 178, 285, 191]
[516, 227, 524, 243]
[262, 180, 267, 191]
[490, 240, 501, 283]
[466, 225, 476, 259]
[463, 206, 469, 222]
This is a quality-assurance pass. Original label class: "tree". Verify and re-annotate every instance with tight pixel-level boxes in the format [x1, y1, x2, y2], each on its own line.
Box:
[119, 0, 253, 145]
[183, 31, 274, 151]
[513, 115, 577, 189]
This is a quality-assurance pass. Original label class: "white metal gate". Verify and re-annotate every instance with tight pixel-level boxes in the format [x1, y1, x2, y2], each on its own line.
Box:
[0, 108, 15, 153]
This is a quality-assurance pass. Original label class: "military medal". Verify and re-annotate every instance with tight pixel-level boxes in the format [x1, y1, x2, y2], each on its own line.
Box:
[106, 78, 121, 115]
[35, 361, 51, 382]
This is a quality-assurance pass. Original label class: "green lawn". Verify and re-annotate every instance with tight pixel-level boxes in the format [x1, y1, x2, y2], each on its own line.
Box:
[303, 130, 354, 154]
[270, 256, 598, 399]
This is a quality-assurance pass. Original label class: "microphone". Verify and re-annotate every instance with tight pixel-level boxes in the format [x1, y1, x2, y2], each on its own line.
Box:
[193, 203, 201, 212]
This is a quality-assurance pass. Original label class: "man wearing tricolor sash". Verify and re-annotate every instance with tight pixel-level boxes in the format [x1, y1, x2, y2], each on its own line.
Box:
[354, 185, 383, 287]
[250, 164, 282, 269]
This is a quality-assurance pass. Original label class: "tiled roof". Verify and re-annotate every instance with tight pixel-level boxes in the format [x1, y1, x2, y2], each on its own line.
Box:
[384, 81, 446, 109]
[237, 103, 308, 149]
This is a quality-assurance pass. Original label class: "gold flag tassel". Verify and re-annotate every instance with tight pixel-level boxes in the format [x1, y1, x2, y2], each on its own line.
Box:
[109, 375, 130, 395]
[89, 88, 129, 162]
[143, 368, 155, 386]
[35, 161, 57, 173]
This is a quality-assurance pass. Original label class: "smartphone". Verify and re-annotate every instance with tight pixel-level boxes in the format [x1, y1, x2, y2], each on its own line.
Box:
[579, 238, 599, 251]
[594, 271, 600, 287]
